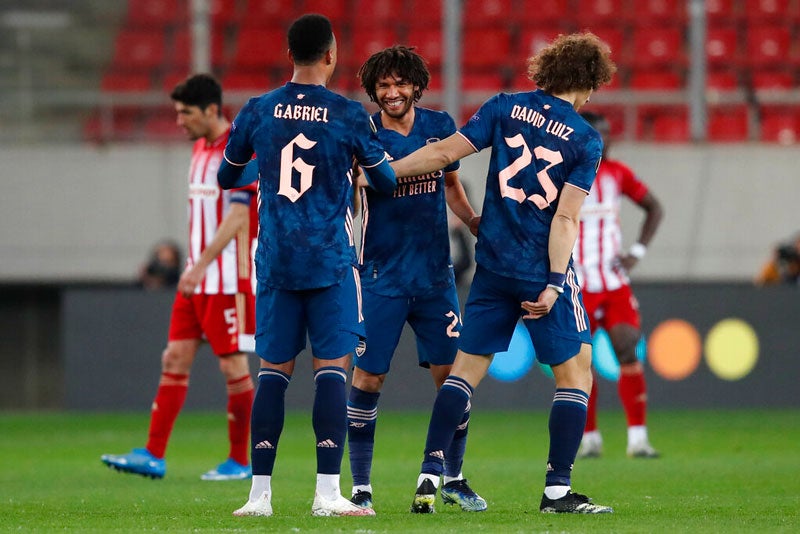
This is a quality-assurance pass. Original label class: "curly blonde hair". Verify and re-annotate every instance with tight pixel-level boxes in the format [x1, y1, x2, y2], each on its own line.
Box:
[527, 32, 616, 94]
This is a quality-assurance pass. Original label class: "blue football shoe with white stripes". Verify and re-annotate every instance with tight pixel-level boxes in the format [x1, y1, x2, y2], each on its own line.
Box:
[101, 448, 166, 479]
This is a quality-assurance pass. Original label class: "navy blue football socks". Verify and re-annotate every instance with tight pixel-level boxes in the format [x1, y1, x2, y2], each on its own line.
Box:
[444, 402, 470, 478]
[250, 368, 290, 476]
[347, 386, 380, 487]
[546, 388, 589, 487]
[422, 376, 473, 476]
[313, 367, 348, 475]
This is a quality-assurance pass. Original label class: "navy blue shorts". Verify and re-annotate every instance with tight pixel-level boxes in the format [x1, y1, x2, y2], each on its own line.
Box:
[459, 265, 591, 366]
[255, 266, 366, 363]
[355, 284, 461, 375]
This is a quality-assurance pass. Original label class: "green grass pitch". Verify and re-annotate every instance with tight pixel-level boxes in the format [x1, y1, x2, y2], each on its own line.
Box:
[1, 409, 798, 532]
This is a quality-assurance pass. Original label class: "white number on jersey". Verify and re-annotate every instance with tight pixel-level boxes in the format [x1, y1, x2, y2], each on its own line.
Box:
[278, 133, 317, 202]
[497, 134, 563, 209]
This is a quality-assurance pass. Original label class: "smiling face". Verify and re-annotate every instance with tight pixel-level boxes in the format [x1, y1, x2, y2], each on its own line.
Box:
[375, 73, 416, 120]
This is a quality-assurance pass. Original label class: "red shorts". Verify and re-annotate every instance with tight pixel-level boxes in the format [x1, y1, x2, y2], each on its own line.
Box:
[168, 292, 256, 356]
[580, 284, 640, 333]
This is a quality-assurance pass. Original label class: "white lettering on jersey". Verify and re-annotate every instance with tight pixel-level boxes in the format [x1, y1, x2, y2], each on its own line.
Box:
[278, 133, 317, 202]
[273, 103, 329, 123]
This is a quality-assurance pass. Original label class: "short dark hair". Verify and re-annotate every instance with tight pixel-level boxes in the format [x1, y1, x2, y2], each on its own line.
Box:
[358, 45, 430, 103]
[288, 14, 334, 65]
[170, 73, 222, 112]
[527, 32, 616, 94]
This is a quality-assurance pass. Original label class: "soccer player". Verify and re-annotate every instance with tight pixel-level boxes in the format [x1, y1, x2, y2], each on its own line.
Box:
[574, 111, 664, 459]
[389, 32, 617, 514]
[101, 74, 257, 481]
[346, 45, 484, 513]
[216, 14, 396, 518]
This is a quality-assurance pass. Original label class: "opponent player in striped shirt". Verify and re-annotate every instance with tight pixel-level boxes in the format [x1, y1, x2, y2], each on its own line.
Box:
[217, 14, 396, 518]
[390, 33, 617, 514]
[102, 74, 257, 481]
[573, 111, 663, 459]
[346, 46, 484, 513]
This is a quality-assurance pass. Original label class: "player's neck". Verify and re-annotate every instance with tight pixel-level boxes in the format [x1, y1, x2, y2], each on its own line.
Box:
[380, 107, 415, 136]
[205, 118, 230, 144]
[290, 65, 330, 87]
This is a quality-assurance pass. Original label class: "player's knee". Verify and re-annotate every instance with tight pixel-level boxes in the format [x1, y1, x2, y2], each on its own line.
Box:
[352, 369, 384, 392]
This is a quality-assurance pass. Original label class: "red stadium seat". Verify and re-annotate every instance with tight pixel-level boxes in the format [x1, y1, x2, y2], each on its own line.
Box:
[706, 68, 740, 91]
[101, 71, 154, 92]
[629, 69, 683, 89]
[706, 27, 740, 68]
[590, 26, 627, 66]
[142, 109, 184, 141]
[231, 27, 288, 69]
[463, 27, 511, 69]
[111, 29, 167, 70]
[708, 105, 750, 142]
[760, 106, 800, 144]
[631, 0, 686, 23]
[351, 0, 395, 27]
[349, 28, 400, 68]
[576, 0, 628, 27]
[744, 0, 792, 22]
[171, 28, 225, 70]
[462, 72, 505, 90]
[463, 0, 513, 27]
[637, 105, 689, 142]
[631, 26, 686, 67]
[126, 0, 187, 27]
[161, 70, 192, 92]
[301, 0, 348, 23]
[516, 0, 573, 26]
[745, 25, 792, 67]
[705, 0, 740, 22]
[406, 27, 445, 67]
[222, 70, 272, 91]
[239, 0, 299, 29]
[751, 69, 795, 90]
[517, 28, 562, 65]
[208, 0, 238, 26]
[407, 0, 443, 26]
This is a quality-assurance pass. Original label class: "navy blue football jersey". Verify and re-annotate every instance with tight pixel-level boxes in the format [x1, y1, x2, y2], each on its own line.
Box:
[224, 82, 388, 290]
[459, 89, 602, 283]
[359, 107, 460, 297]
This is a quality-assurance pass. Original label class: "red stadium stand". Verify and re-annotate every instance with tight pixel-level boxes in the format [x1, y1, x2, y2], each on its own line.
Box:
[349, 28, 400, 67]
[745, 25, 792, 67]
[759, 106, 800, 144]
[590, 26, 626, 66]
[705, 0, 740, 22]
[744, 0, 792, 22]
[463, 0, 513, 27]
[706, 68, 740, 91]
[637, 105, 689, 142]
[351, 0, 395, 28]
[462, 72, 506, 91]
[161, 70, 192, 92]
[463, 27, 511, 69]
[142, 109, 183, 141]
[231, 27, 288, 70]
[171, 27, 225, 70]
[101, 71, 154, 92]
[576, 0, 628, 27]
[630, 26, 686, 67]
[126, 0, 187, 27]
[239, 0, 299, 29]
[406, 27, 445, 68]
[222, 70, 272, 91]
[83, 108, 142, 142]
[111, 29, 167, 71]
[408, 0, 443, 26]
[631, 0, 686, 23]
[629, 69, 683, 90]
[208, 0, 239, 26]
[751, 70, 795, 90]
[517, 28, 562, 65]
[301, 0, 348, 23]
[706, 27, 740, 68]
[708, 104, 750, 141]
[581, 104, 627, 139]
[516, 0, 573, 26]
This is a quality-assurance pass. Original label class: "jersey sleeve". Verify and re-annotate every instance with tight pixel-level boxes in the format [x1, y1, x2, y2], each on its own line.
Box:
[567, 132, 604, 193]
[224, 98, 256, 165]
[618, 161, 649, 203]
[441, 112, 460, 173]
[350, 102, 388, 168]
[457, 94, 502, 152]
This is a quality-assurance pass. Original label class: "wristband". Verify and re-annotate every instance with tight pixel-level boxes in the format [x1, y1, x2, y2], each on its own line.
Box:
[547, 272, 566, 294]
[629, 242, 647, 259]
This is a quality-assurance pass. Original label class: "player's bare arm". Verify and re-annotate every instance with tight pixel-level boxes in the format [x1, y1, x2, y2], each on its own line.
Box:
[391, 133, 475, 178]
[178, 201, 250, 297]
[620, 191, 664, 271]
[444, 171, 479, 236]
[521, 184, 587, 319]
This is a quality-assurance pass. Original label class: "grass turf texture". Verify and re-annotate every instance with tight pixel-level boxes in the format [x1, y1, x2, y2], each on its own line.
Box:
[1, 409, 798, 532]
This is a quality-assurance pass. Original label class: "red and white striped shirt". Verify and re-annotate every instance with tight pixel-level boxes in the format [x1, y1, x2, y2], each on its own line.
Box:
[186, 130, 258, 295]
[573, 158, 648, 293]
